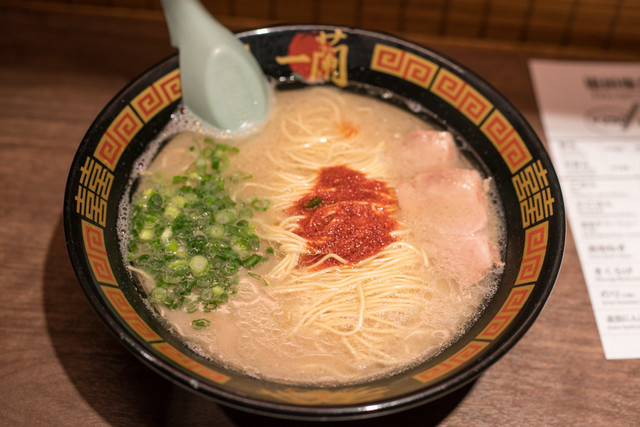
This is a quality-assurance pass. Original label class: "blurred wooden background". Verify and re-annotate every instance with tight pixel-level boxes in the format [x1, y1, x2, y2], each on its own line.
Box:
[6, 0, 639, 58]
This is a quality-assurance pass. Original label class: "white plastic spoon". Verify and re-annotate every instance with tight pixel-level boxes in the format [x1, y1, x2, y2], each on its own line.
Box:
[160, 0, 270, 134]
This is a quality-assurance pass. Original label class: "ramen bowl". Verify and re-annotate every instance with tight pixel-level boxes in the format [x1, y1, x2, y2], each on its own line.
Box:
[64, 25, 565, 420]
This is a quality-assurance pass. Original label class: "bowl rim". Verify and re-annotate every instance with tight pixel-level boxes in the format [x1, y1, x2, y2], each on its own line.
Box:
[64, 23, 565, 421]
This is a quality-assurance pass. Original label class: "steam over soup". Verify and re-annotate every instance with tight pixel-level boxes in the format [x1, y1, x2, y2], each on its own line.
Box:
[124, 86, 505, 385]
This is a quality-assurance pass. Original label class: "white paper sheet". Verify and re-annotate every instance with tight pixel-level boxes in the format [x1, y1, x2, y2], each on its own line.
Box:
[529, 59, 640, 359]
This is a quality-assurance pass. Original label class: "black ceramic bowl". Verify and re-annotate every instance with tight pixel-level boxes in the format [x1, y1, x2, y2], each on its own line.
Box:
[64, 25, 565, 421]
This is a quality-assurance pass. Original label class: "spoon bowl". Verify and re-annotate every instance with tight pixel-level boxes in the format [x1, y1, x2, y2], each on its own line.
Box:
[161, 0, 270, 133]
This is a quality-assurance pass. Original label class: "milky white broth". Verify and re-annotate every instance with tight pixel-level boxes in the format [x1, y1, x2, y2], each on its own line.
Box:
[126, 86, 504, 386]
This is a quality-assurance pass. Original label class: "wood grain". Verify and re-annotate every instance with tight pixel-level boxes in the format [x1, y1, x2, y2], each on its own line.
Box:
[9, 0, 640, 55]
[1, 4, 638, 426]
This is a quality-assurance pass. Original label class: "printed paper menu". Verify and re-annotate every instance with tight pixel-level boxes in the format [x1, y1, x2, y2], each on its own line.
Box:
[529, 59, 640, 359]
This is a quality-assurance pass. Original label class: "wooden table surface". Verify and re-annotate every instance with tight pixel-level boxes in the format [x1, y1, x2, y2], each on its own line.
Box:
[1, 4, 638, 426]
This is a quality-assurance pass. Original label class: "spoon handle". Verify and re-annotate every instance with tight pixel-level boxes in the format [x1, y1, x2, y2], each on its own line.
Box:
[161, 0, 222, 48]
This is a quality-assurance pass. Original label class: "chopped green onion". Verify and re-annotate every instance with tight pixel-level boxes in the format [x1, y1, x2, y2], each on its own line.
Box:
[175, 246, 187, 258]
[168, 259, 188, 270]
[304, 196, 323, 209]
[189, 255, 208, 275]
[127, 140, 270, 313]
[185, 300, 199, 313]
[165, 239, 178, 252]
[243, 254, 265, 268]
[251, 198, 270, 211]
[148, 193, 163, 210]
[191, 318, 211, 329]
[248, 272, 269, 287]
[150, 287, 167, 301]
[160, 227, 172, 243]
[139, 229, 154, 241]
[230, 171, 253, 182]
[196, 278, 212, 289]
[171, 195, 185, 208]
[209, 224, 225, 238]
[164, 205, 179, 219]
[200, 287, 213, 301]
[238, 206, 254, 220]
[215, 208, 237, 224]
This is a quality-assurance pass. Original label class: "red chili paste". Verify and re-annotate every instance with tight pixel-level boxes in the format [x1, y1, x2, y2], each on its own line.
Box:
[290, 165, 398, 269]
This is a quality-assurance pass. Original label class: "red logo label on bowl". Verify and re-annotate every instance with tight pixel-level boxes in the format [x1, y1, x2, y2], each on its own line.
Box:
[276, 30, 349, 87]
